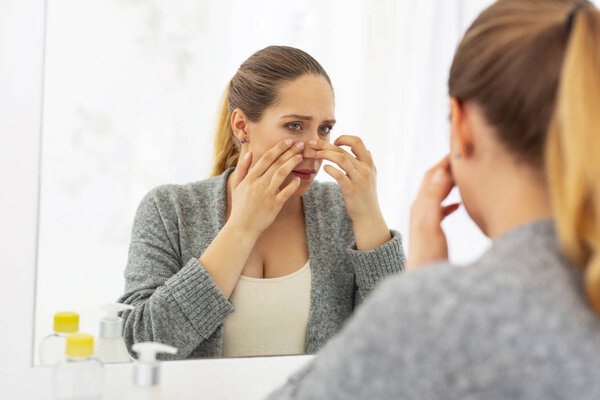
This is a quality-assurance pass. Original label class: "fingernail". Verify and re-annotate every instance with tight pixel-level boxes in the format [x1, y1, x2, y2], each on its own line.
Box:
[244, 152, 251, 160]
[296, 142, 305, 149]
[431, 170, 445, 183]
[309, 140, 317, 146]
[316, 151, 322, 157]
[285, 139, 293, 146]
[296, 154, 303, 159]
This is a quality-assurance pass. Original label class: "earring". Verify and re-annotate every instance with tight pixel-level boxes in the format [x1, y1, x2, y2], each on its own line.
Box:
[241, 138, 249, 144]
[454, 145, 472, 159]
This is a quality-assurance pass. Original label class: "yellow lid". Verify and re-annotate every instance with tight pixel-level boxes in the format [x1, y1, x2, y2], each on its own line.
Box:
[66, 333, 94, 358]
[53, 312, 79, 333]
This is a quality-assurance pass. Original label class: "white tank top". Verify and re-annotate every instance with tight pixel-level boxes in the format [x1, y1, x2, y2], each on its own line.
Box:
[222, 261, 312, 358]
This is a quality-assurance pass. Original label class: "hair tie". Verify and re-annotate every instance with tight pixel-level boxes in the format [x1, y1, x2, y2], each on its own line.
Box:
[567, 1, 589, 33]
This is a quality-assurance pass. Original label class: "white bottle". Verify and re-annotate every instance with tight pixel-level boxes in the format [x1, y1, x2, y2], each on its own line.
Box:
[53, 333, 104, 400]
[39, 312, 79, 366]
[131, 342, 178, 400]
[95, 302, 134, 363]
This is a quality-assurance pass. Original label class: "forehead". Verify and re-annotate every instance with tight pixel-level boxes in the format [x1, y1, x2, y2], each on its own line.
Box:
[269, 74, 335, 118]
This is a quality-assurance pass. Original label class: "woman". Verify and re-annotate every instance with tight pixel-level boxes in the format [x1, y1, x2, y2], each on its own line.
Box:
[118, 46, 405, 359]
[268, 1, 600, 398]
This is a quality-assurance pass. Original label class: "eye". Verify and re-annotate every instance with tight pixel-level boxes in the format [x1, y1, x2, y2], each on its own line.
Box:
[318, 125, 333, 135]
[286, 123, 302, 131]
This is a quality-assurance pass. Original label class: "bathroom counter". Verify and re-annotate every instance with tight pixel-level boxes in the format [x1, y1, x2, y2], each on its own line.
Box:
[25, 355, 313, 399]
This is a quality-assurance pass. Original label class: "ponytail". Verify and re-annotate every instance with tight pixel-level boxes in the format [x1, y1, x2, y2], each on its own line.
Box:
[211, 85, 240, 177]
[547, 5, 600, 314]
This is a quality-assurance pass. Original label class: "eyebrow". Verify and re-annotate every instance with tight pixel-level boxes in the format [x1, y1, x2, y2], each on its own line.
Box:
[281, 114, 336, 124]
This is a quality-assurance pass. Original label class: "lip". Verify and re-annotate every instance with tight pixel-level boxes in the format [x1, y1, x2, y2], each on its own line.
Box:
[291, 170, 316, 180]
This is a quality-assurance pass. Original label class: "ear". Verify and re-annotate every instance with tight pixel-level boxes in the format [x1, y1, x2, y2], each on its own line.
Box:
[449, 97, 474, 158]
[231, 108, 250, 142]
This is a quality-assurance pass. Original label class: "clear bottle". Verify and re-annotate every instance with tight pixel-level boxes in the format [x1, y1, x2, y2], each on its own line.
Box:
[39, 312, 79, 366]
[95, 303, 134, 364]
[53, 333, 105, 400]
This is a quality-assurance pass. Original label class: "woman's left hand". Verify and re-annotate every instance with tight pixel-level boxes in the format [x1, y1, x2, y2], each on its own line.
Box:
[309, 135, 391, 250]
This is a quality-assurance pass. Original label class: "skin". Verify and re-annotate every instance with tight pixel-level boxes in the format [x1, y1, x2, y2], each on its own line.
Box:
[406, 98, 553, 271]
[199, 74, 391, 298]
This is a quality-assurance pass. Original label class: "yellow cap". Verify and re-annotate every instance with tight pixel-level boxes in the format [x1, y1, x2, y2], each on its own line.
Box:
[66, 334, 94, 358]
[53, 312, 79, 333]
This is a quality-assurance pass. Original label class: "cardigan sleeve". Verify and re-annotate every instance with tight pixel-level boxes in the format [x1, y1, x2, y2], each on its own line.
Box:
[347, 229, 405, 305]
[117, 189, 234, 360]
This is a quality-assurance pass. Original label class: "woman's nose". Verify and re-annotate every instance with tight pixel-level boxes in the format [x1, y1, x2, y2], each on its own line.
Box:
[302, 132, 320, 159]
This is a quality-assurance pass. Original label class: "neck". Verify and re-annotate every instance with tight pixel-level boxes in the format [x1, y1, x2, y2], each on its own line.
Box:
[480, 165, 552, 240]
[278, 195, 303, 218]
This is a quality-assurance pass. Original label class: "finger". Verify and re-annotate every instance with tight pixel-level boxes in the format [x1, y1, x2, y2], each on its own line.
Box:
[418, 155, 454, 203]
[247, 139, 294, 179]
[424, 155, 451, 181]
[323, 164, 351, 187]
[441, 203, 461, 218]
[334, 135, 372, 163]
[315, 150, 359, 177]
[276, 177, 302, 204]
[268, 153, 304, 192]
[232, 151, 253, 186]
[261, 141, 306, 183]
[307, 138, 352, 157]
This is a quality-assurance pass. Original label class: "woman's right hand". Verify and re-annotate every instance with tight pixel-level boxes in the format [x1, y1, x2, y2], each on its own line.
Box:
[406, 155, 461, 271]
[227, 139, 305, 237]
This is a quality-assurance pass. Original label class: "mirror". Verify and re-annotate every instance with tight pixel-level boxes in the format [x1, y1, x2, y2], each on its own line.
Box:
[34, 0, 493, 365]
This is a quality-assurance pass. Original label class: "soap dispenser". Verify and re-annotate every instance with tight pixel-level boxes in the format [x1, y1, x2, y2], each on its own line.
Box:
[131, 342, 178, 400]
[95, 303, 134, 363]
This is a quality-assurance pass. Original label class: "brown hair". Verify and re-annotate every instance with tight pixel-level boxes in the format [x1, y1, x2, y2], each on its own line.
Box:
[211, 46, 332, 176]
[449, 0, 600, 314]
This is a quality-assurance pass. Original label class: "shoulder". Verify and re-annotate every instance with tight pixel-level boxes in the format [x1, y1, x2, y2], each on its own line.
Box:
[146, 174, 223, 206]
[135, 171, 229, 224]
[360, 240, 575, 346]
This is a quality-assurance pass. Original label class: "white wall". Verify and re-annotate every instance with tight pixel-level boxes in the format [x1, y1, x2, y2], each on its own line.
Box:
[0, 0, 46, 395]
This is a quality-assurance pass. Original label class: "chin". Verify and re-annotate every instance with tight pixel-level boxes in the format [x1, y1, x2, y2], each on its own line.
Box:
[294, 181, 313, 197]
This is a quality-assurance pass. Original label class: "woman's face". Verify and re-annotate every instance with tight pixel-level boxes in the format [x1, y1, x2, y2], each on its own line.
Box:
[243, 74, 335, 196]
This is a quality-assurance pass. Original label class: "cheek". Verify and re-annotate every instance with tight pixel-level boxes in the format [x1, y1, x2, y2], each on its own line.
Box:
[450, 158, 467, 198]
[450, 161, 483, 229]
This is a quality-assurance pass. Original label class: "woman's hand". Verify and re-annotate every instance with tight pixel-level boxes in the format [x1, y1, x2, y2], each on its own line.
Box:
[309, 136, 391, 251]
[227, 139, 305, 238]
[406, 155, 460, 271]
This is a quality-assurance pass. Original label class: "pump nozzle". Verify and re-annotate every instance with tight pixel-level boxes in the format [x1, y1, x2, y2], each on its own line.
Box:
[99, 303, 134, 338]
[131, 342, 178, 387]
[101, 303, 134, 320]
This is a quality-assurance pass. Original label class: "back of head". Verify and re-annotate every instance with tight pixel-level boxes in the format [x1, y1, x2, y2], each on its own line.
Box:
[211, 46, 331, 177]
[449, 0, 600, 314]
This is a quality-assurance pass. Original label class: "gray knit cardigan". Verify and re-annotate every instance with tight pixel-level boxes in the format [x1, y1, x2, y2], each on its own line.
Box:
[118, 168, 405, 359]
[267, 220, 600, 399]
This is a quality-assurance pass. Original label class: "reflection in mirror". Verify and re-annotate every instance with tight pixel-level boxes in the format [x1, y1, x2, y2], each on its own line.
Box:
[35, 0, 491, 365]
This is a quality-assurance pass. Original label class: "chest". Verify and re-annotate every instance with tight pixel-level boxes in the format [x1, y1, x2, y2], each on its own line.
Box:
[241, 215, 309, 279]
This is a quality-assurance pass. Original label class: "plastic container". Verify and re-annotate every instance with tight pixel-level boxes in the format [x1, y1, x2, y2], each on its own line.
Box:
[53, 333, 104, 400]
[131, 342, 177, 400]
[95, 303, 134, 363]
[39, 312, 79, 366]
